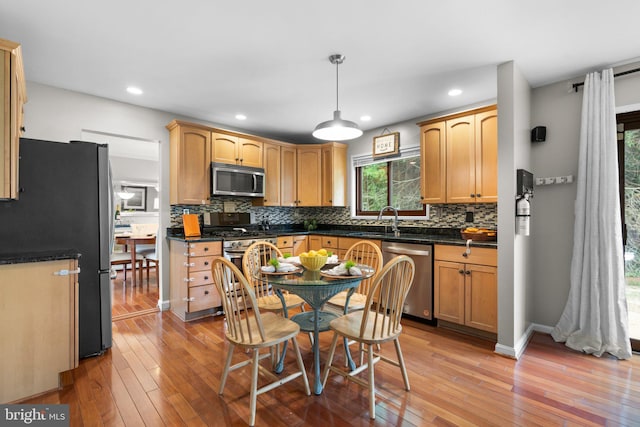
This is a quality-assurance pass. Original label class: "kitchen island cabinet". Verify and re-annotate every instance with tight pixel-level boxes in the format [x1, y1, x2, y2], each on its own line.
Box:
[0, 257, 78, 403]
[169, 240, 222, 321]
[0, 37, 26, 200]
[434, 244, 497, 334]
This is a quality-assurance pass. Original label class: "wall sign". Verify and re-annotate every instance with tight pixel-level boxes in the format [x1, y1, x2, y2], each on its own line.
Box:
[372, 132, 399, 158]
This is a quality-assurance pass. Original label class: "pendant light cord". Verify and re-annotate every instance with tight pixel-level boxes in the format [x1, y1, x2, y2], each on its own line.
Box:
[335, 60, 340, 111]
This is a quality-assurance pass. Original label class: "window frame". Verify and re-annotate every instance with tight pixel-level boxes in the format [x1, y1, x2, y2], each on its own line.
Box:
[351, 146, 428, 219]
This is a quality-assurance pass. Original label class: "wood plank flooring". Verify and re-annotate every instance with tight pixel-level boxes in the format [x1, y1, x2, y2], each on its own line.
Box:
[21, 308, 640, 426]
[111, 268, 159, 320]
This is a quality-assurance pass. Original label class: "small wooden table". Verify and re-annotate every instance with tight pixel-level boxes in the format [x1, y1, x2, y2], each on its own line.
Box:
[115, 234, 156, 286]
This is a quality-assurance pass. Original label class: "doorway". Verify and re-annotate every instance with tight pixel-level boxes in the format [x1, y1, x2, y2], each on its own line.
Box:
[617, 110, 640, 351]
[81, 130, 161, 320]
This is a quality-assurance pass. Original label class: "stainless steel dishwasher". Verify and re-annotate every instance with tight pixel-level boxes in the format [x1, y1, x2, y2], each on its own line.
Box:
[381, 241, 433, 322]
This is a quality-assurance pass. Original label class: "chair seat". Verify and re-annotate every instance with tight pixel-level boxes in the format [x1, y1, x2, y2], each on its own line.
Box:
[226, 311, 300, 349]
[326, 291, 368, 311]
[329, 310, 402, 345]
[144, 251, 158, 261]
[257, 293, 305, 312]
[136, 247, 155, 257]
[110, 252, 144, 264]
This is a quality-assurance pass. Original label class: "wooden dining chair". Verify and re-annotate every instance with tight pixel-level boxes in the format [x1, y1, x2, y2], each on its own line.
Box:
[211, 257, 310, 427]
[325, 240, 383, 313]
[321, 255, 415, 420]
[242, 241, 305, 314]
[110, 253, 144, 285]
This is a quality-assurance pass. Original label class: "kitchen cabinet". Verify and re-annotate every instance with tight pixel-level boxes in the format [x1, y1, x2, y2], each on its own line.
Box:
[338, 237, 381, 260]
[168, 121, 211, 205]
[280, 144, 297, 207]
[419, 121, 446, 204]
[169, 240, 222, 321]
[418, 105, 497, 204]
[321, 142, 348, 206]
[296, 145, 322, 206]
[434, 244, 497, 333]
[0, 258, 78, 402]
[212, 131, 263, 168]
[1, 38, 26, 200]
[277, 235, 307, 256]
[308, 235, 322, 251]
[262, 142, 281, 206]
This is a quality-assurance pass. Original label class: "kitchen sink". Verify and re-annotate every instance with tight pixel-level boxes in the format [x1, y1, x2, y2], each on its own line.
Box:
[345, 231, 391, 239]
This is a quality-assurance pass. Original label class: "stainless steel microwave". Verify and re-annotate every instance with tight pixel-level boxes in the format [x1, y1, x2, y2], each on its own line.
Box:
[210, 162, 265, 197]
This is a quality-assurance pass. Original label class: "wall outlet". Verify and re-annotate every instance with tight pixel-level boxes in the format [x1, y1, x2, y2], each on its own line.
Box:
[465, 211, 474, 222]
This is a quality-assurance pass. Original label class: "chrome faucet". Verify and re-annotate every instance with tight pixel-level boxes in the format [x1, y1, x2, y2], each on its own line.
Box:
[377, 206, 400, 237]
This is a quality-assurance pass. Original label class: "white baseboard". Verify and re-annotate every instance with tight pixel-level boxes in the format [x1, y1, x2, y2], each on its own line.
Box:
[158, 299, 170, 311]
[494, 322, 554, 359]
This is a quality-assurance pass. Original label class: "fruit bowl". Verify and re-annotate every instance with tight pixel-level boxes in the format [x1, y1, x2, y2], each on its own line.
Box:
[460, 228, 497, 241]
[299, 255, 328, 271]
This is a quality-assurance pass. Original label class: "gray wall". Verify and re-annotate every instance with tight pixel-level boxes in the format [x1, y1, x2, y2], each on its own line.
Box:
[529, 63, 640, 328]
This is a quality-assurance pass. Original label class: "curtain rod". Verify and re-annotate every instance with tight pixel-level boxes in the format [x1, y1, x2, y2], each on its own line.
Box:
[572, 67, 640, 92]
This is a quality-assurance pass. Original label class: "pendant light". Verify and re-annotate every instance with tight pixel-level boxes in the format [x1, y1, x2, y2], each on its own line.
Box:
[312, 54, 363, 141]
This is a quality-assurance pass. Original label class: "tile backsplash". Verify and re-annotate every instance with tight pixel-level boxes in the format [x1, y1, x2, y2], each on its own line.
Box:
[170, 198, 497, 230]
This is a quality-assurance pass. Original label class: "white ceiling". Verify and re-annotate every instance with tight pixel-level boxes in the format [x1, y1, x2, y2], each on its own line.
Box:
[2, 0, 640, 144]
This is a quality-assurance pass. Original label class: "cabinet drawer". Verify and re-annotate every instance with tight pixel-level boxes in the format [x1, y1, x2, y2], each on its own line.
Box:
[277, 236, 292, 247]
[186, 270, 214, 287]
[185, 256, 216, 272]
[188, 284, 220, 312]
[434, 244, 497, 266]
[183, 241, 221, 257]
[321, 236, 338, 248]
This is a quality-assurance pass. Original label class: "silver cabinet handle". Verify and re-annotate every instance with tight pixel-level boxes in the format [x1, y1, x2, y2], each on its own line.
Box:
[183, 277, 195, 282]
[183, 262, 195, 267]
[183, 252, 196, 257]
[183, 297, 195, 302]
[54, 268, 81, 276]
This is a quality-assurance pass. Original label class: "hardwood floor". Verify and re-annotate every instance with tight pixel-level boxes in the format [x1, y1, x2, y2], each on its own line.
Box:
[111, 268, 159, 320]
[21, 307, 639, 426]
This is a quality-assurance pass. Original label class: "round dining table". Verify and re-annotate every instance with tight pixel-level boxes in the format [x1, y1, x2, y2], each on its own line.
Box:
[256, 266, 374, 395]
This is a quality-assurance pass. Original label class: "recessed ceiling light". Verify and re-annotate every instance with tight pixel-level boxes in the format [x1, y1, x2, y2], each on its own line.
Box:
[360, 115, 371, 122]
[448, 88, 462, 97]
[126, 86, 143, 95]
[235, 114, 247, 120]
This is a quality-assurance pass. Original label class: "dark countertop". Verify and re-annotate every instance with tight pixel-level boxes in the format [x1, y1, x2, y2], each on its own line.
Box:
[166, 225, 497, 248]
[0, 249, 81, 265]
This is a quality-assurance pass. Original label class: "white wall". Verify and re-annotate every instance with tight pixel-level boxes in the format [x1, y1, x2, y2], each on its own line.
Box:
[530, 63, 640, 327]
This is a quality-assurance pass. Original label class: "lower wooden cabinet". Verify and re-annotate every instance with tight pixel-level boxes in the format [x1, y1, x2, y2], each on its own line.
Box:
[0, 258, 79, 402]
[169, 240, 222, 321]
[434, 244, 497, 333]
[277, 235, 307, 256]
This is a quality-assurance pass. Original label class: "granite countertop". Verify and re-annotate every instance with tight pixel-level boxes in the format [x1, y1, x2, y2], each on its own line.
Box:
[166, 226, 497, 248]
[0, 249, 81, 265]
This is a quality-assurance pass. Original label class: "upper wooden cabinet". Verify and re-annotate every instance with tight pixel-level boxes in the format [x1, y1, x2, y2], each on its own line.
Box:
[168, 121, 211, 205]
[261, 142, 281, 206]
[212, 131, 263, 167]
[321, 142, 347, 206]
[0, 38, 27, 200]
[296, 145, 322, 206]
[418, 106, 497, 204]
[280, 144, 297, 207]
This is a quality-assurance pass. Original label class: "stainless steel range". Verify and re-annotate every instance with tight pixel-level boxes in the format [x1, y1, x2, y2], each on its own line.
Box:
[223, 233, 277, 270]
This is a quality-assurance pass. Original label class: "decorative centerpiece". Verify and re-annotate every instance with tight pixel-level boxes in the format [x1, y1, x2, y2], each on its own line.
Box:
[298, 249, 328, 271]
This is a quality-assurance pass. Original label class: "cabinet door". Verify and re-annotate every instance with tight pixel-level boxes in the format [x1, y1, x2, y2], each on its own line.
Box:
[239, 138, 263, 167]
[434, 260, 465, 325]
[171, 126, 211, 204]
[297, 146, 322, 206]
[212, 132, 239, 164]
[322, 143, 347, 206]
[292, 236, 308, 256]
[420, 121, 446, 204]
[262, 142, 281, 206]
[0, 50, 7, 198]
[465, 264, 497, 333]
[308, 235, 322, 251]
[446, 115, 476, 203]
[281, 145, 297, 206]
[475, 110, 498, 203]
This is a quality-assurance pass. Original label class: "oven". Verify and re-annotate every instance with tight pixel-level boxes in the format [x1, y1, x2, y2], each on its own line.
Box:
[223, 236, 278, 271]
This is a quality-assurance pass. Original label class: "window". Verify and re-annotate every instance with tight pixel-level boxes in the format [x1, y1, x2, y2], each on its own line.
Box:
[355, 151, 425, 217]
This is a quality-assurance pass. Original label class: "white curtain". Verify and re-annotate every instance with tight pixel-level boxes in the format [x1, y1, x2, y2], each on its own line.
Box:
[551, 69, 632, 360]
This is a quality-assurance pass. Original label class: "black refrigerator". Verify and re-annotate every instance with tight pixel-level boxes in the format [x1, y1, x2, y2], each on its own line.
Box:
[0, 138, 113, 358]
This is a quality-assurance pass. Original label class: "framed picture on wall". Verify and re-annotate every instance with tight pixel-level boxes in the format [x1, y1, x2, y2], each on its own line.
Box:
[372, 132, 400, 158]
[122, 186, 147, 210]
